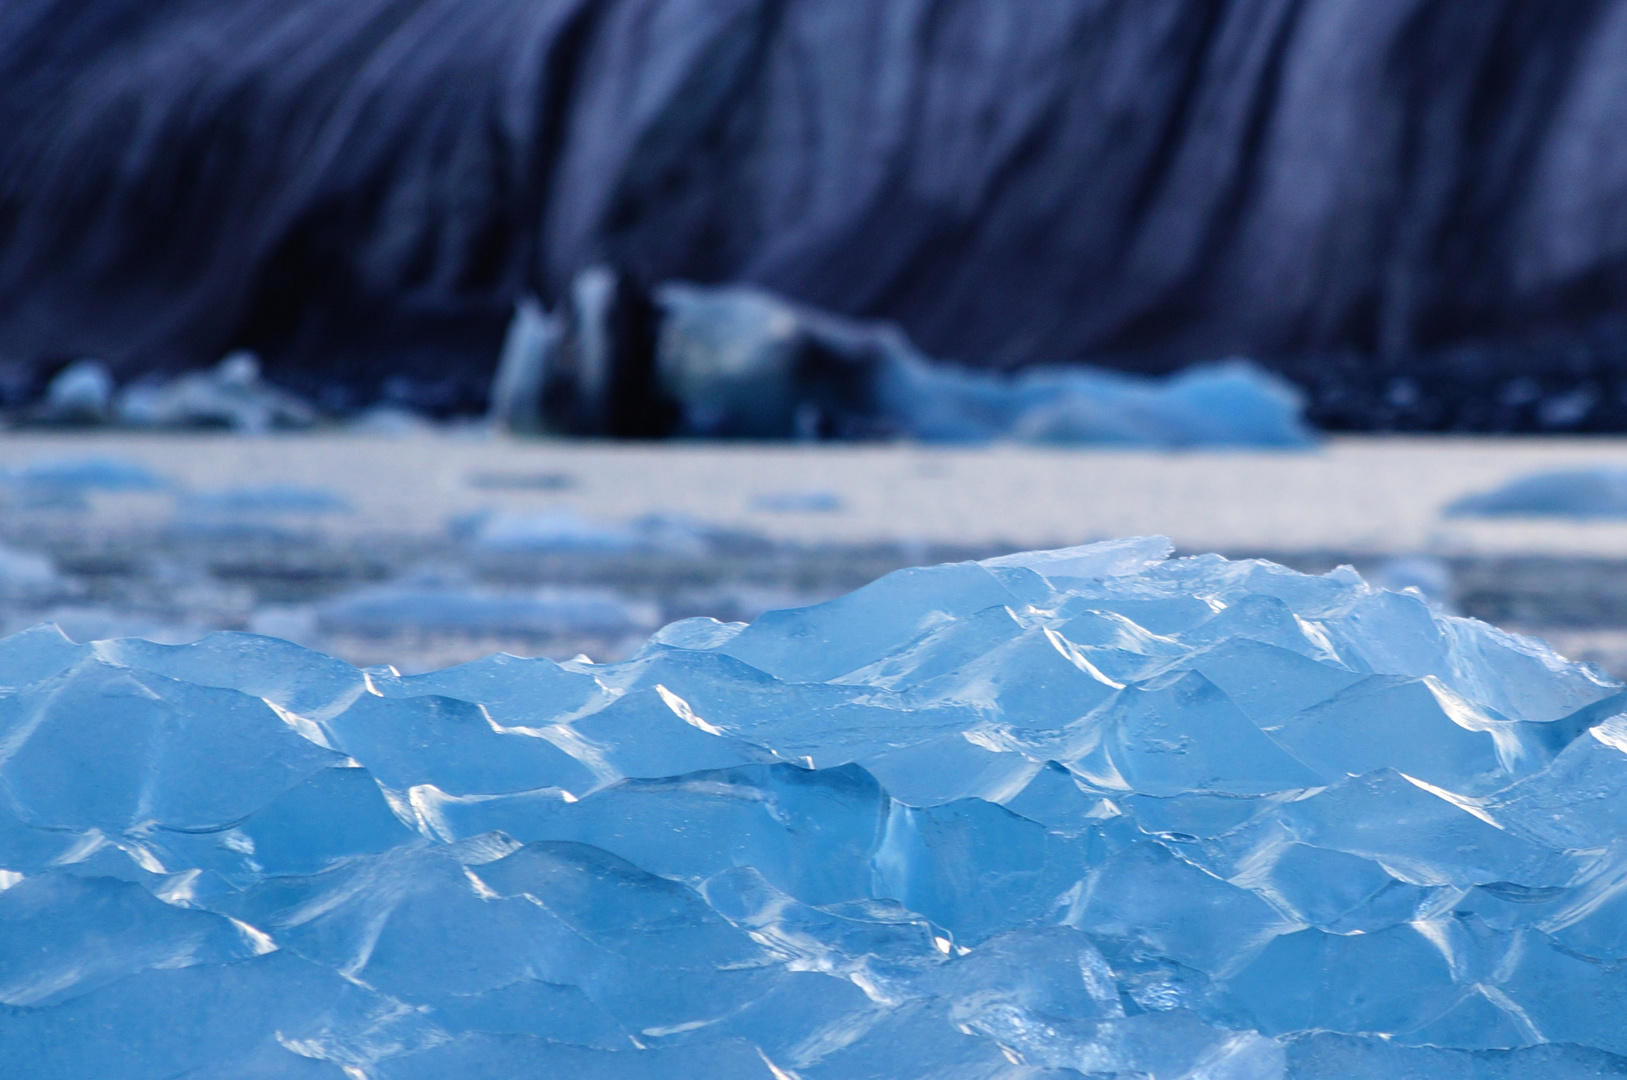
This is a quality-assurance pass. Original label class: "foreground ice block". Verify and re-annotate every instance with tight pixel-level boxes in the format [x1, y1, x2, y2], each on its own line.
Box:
[5, 537, 1627, 1078]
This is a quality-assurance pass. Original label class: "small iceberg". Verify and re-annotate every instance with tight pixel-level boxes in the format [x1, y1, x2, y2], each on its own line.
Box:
[116, 352, 317, 432]
[454, 509, 708, 556]
[497, 273, 1315, 447]
[170, 485, 350, 541]
[749, 490, 844, 513]
[2, 455, 168, 509]
[1447, 467, 1627, 518]
[5, 456, 166, 493]
[26, 360, 114, 425]
[0, 542, 62, 598]
[178, 486, 350, 516]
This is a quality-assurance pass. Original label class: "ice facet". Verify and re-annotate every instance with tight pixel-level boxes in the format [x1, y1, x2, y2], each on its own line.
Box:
[0, 873, 266, 1006]
[1066, 670, 1327, 796]
[319, 690, 601, 797]
[1063, 842, 1293, 977]
[1229, 924, 1459, 1036]
[0, 659, 344, 832]
[0, 951, 437, 1079]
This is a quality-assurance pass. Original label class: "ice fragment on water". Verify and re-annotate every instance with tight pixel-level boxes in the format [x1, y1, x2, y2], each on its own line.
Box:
[5, 454, 166, 492]
[750, 490, 843, 513]
[38, 359, 113, 423]
[454, 508, 707, 556]
[115, 352, 317, 431]
[1446, 466, 1627, 518]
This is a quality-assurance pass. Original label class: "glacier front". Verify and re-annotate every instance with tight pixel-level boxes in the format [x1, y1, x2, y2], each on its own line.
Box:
[4, 537, 1627, 1078]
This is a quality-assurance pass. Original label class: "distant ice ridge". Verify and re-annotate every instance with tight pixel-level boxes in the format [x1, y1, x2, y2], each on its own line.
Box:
[5, 537, 1627, 1078]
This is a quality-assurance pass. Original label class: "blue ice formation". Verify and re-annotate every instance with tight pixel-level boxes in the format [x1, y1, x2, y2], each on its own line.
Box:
[4, 537, 1627, 1078]
[453, 508, 709, 556]
[4, 455, 166, 493]
[1, 455, 168, 512]
[1447, 467, 1627, 518]
[881, 354, 1312, 447]
[36, 360, 114, 423]
[116, 352, 318, 432]
[179, 486, 350, 516]
[171, 485, 353, 541]
[651, 281, 1314, 446]
[750, 490, 845, 513]
[0, 542, 59, 600]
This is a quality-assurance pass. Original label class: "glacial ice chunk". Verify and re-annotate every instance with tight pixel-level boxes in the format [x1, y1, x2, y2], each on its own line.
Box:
[455, 508, 707, 556]
[5, 537, 1627, 1076]
[0, 541, 62, 598]
[37, 359, 113, 423]
[180, 485, 348, 515]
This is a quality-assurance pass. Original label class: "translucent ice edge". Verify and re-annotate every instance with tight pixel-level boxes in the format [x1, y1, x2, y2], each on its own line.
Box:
[4, 536, 1627, 1079]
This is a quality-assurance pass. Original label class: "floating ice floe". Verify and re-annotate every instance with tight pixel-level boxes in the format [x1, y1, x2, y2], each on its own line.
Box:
[1447, 466, 1627, 518]
[169, 485, 351, 541]
[116, 351, 318, 432]
[315, 581, 661, 641]
[1, 454, 169, 510]
[179, 485, 350, 516]
[464, 469, 575, 492]
[750, 490, 844, 513]
[345, 404, 437, 435]
[0, 542, 63, 599]
[5, 455, 166, 493]
[454, 509, 708, 556]
[886, 353, 1314, 447]
[4, 538, 1627, 1078]
[30, 359, 114, 424]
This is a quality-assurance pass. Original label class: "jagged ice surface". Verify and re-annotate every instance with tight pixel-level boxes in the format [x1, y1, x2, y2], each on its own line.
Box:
[4, 538, 1627, 1078]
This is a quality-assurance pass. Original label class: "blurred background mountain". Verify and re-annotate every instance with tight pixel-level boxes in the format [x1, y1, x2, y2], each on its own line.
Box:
[5, 0, 1627, 430]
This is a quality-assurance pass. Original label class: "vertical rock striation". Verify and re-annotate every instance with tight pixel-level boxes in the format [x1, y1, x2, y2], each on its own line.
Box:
[2, 0, 1627, 424]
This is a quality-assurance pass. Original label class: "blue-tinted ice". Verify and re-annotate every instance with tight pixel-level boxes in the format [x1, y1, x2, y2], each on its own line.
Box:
[4, 537, 1627, 1078]
[652, 281, 1313, 446]
[1447, 466, 1627, 518]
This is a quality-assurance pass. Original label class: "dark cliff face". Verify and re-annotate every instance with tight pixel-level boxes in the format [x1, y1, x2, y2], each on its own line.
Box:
[3, 0, 1627, 425]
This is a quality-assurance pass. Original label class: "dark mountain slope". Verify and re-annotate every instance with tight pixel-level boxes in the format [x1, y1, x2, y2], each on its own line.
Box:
[4, 0, 1627, 425]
